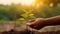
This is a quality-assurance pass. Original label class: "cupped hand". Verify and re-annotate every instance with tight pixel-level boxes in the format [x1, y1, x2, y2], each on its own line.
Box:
[26, 18, 46, 30]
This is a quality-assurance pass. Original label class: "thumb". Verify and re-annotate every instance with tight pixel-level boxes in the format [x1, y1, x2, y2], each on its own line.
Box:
[29, 19, 35, 22]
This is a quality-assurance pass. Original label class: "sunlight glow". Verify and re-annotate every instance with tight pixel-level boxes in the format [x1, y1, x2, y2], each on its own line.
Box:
[20, 0, 35, 6]
[0, 0, 43, 7]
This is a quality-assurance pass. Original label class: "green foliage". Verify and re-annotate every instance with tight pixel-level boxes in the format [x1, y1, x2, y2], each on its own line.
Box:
[0, 3, 60, 21]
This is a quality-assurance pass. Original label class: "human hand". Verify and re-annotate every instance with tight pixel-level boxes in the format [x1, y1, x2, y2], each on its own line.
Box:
[27, 18, 46, 30]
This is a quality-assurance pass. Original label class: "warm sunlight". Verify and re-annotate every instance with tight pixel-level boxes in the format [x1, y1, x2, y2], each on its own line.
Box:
[0, 0, 41, 7]
[0, 0, 35, 5]
[20, 0, 35, 5]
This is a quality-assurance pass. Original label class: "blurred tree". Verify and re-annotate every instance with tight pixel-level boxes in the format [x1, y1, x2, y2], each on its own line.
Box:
[36, 0, 60, 7]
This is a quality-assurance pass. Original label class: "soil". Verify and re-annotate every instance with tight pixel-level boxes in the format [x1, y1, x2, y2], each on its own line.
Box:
[0, 29, 60, 34]
[0, 29, 34, 34]
[0, 24, 60, 34]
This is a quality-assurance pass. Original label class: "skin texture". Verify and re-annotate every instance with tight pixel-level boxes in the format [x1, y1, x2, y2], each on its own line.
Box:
[27, 15, 60, 30]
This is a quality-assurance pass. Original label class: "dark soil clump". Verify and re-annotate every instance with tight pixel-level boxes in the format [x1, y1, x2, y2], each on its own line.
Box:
[0, 29, 34, 34]
[0, 29, 60, 34]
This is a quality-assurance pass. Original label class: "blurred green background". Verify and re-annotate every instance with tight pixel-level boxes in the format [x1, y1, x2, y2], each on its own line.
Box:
[0, 0, 60, 32]
[0, 0, 60, 25]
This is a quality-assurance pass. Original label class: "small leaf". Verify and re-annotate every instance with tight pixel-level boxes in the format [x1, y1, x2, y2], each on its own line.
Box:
[18, 18, 25, 20]
[21, 13, 28, 18]
[29, 14, 34, 17]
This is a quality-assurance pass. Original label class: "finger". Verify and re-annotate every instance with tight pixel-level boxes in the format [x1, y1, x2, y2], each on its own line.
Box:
[29, 19, 35, 22]
[26, 23, 32, 26]
[27, 19, 39, 26]
[31, 19, 39, 25]
[26, 22, 35, 26]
